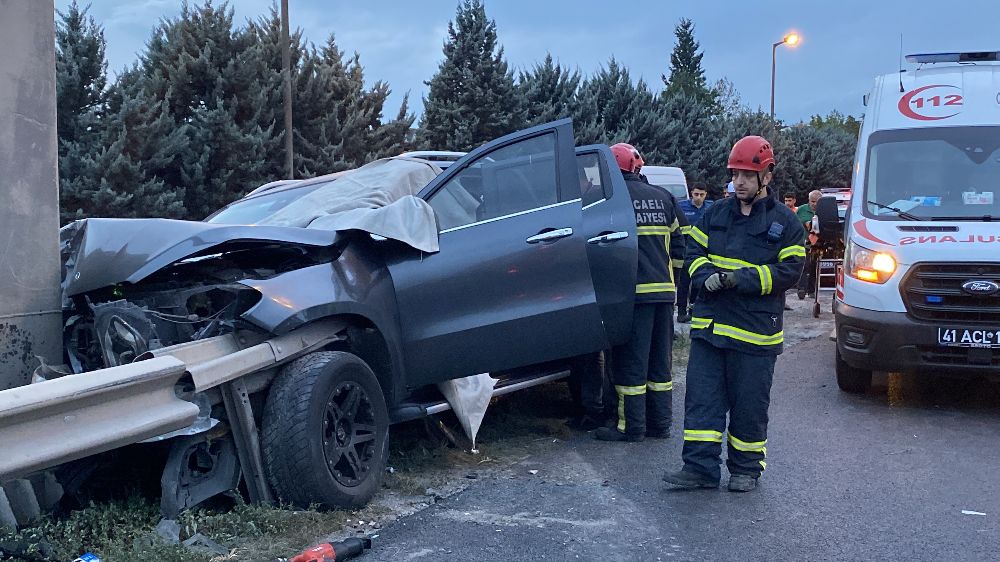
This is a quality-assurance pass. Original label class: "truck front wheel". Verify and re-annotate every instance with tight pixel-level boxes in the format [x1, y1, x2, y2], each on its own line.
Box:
[835, 346, 872, 394]
[262, 351, 389, 508]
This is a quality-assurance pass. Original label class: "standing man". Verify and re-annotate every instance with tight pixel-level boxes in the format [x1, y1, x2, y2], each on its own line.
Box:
[662, 136, 805, 491]
[676, 184, 713, 323]
[783, 193, 798, 213]
[594, 143, 685, 442]
[796, 189, 822, 299]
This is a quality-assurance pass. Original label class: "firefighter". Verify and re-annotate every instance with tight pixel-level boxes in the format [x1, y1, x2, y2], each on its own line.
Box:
[594, 143, 685, 442]
[662, 136, 805, 491]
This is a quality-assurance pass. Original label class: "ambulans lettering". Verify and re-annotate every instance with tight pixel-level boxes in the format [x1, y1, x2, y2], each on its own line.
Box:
[899, 235, 999, 245]
[634, 198, 667, 225]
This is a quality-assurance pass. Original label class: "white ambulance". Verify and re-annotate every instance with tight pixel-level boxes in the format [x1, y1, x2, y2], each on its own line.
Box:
[833, 51, 1000, 393]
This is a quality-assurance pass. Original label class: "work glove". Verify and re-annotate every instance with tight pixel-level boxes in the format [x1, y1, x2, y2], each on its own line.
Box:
[704, 271, 737, 292]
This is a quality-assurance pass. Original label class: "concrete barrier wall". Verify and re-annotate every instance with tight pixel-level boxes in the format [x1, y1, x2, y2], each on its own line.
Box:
[0, 0, 63, 390]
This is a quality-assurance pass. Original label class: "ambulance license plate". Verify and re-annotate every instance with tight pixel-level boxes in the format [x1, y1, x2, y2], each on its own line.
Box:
[937, 328, 1000, 348]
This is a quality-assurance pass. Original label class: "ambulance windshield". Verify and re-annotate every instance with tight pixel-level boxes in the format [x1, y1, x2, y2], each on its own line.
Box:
[864, 126, 1000, 220]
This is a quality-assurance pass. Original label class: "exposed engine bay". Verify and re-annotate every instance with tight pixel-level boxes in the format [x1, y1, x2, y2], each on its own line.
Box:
[62, 236, 340, 374]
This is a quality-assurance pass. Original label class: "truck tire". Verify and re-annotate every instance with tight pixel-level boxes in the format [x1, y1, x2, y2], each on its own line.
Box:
[262, 351, 389, 509]
[835, 346, 872, 394]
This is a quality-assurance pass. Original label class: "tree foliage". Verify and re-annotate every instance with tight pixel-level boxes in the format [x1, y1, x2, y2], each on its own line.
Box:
[662, 18, 718, 111]
[55, 0, 415, 222]
[420, 0, 521, 151]
[56, 2, 855, 223]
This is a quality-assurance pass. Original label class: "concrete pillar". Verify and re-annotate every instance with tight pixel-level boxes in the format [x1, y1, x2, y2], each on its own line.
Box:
[0, 0, 63, 390]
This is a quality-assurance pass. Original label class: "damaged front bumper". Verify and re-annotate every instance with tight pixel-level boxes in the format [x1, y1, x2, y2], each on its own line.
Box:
[0, 319, 344, 482]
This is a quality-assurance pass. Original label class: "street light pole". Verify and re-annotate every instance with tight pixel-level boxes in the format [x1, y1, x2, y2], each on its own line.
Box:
[770, 40, 781, 124]
[769, 32, 800, 128]
[281, 0, 294, 179]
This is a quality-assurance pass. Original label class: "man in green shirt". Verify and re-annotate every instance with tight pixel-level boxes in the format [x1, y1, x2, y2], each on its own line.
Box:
[795, 190, 822, 299]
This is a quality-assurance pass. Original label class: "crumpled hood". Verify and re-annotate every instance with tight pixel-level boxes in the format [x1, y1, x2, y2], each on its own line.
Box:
[61, 218, 341, 297]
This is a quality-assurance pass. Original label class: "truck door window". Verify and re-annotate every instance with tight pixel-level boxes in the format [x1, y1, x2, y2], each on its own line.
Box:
[576, 153, 606, 207]
[428, 132, 562, 231]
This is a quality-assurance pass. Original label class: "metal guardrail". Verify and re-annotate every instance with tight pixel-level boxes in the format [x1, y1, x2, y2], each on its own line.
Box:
[0, 319, 345, 482]
[0, 356, 196, 480]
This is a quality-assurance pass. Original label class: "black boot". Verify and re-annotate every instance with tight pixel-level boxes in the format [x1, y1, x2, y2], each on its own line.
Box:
[593, 427, 643, 442]
[662, 468, 718, 489]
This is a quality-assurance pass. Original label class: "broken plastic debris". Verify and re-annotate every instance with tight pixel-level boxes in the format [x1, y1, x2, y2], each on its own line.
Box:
[528, 470, 539, 475]
[386, 466, 395, 474]
[961, 510, 986, 516]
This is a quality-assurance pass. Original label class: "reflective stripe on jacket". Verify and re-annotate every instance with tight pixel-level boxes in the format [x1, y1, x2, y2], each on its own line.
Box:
[625, 172, 686, 303]
[684, 195, 805, 355]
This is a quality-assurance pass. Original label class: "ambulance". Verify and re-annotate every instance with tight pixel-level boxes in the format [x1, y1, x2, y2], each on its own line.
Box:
[833, 51, 1000, 393]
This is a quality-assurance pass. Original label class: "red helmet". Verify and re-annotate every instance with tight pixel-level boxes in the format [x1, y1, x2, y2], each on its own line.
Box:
[611, 143, 644, 173]
[728, 136, 775, 172]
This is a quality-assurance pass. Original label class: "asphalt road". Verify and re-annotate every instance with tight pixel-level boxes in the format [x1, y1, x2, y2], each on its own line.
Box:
[361, 333, 1000, 561]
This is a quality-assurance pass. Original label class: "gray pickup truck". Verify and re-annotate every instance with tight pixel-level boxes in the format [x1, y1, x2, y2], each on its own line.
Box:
[0, 119, 639, 516]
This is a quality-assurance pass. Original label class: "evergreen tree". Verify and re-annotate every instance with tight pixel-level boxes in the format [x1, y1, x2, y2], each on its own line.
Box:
[246, 13, 415, 178]
[420, 0, 521, 151]
[137, 1, 274, 218]
[572, 58, 654, 145]
[662, 18, 719, 112]
[55, 1, 108, 222]
[65, 70, 188, 219]
[779, 125, 855, 198]
[624, 93, 724, 185]
[518, 54, 581, 127]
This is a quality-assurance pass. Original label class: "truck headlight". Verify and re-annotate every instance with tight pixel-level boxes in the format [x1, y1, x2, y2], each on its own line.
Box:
[846, 240, 896, 284]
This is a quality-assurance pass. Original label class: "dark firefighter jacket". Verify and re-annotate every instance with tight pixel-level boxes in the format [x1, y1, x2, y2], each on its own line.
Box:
[686, 195, 805, 355]
[624, 172, 686, 304]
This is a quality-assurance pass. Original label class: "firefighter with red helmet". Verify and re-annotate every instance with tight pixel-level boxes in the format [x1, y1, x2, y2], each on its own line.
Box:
[593, 143, 685, 442]
[662, 136, 805, 491]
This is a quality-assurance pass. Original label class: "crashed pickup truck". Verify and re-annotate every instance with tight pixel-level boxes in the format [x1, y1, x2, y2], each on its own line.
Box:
[0, 119, 639, 515]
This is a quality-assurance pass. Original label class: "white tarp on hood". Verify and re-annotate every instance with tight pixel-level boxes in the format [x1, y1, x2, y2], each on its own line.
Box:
[257, 157, 442, 252]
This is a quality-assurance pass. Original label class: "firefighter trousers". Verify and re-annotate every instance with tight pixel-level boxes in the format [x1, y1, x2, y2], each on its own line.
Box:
[681, 338, 776, 482]
[611, 302, 673, 437]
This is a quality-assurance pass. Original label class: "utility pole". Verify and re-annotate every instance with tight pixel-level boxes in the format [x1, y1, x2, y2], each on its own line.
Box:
[281, 0, 294, 179]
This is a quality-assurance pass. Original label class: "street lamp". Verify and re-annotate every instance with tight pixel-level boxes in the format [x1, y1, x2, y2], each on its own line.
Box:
[770, 32, 801, 124]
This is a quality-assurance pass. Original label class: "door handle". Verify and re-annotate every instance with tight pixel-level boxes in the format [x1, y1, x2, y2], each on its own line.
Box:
[526, 228, 573, 244]
[587, 231, 629, 244]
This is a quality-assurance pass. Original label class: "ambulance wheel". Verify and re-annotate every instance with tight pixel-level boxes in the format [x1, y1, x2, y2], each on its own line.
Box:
[262, 351, 389, 509]
[835, 347, 872, 394]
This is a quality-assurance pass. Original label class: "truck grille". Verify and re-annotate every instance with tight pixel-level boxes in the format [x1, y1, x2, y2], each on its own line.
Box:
[901, 263, 1000, 324]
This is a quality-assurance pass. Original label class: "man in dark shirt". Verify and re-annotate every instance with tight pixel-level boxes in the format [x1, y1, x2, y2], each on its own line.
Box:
[676, 184, 713, 322]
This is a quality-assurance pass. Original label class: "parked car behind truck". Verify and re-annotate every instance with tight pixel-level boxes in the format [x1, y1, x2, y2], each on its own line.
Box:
[834, 51, 1000, 393]
[0, 120, 641, 515]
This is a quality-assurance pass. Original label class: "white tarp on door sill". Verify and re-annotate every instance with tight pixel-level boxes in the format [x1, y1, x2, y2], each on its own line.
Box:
[437, 373, 496, 449]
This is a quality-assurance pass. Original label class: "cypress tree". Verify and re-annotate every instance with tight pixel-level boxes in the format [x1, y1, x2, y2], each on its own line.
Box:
[420, 0, 521, 151]
[662, 18, 719, 112]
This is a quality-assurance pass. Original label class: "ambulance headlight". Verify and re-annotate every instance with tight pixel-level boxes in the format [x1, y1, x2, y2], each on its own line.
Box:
[846, 241, 896, 284]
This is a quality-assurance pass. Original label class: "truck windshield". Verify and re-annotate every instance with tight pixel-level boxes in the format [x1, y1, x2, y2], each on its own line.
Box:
[864, 126, 1000, 220]
[205, 184, 322, 224]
